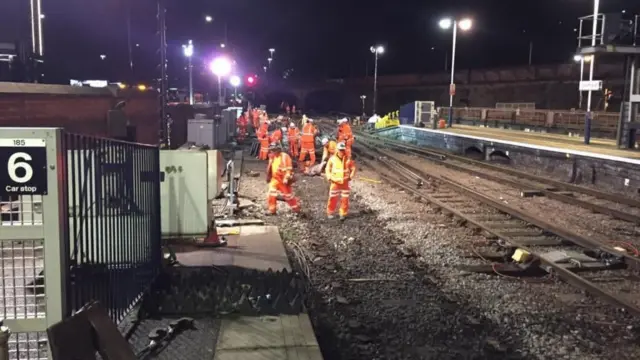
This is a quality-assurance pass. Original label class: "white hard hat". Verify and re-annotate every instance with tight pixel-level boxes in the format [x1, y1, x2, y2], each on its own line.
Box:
[277, 115, 284, 120]
[321, 138, 329, 146]
[336, 142, 346, 150]
[307, 118, 314, 122]
[281, 127, 287, 132]
[289, 122, 296, 127]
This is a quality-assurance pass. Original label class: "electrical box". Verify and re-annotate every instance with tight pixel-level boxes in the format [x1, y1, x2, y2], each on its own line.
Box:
[160, 149, 224, 238]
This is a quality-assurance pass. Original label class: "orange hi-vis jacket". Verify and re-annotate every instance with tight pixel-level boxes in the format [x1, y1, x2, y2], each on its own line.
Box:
[287, 127, 300, 143]
[325, 153, 356, 185]
[268, 152, 294, 184]
[337, 122, 353, 143]
[257, 122, 269, 140]
[300, 123, 317, 146]
[270, 129, 283, 144]
[322, 140, 337, 162]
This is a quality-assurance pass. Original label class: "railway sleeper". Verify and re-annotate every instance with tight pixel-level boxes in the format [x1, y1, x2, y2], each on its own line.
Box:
[537, 250, 626, 273]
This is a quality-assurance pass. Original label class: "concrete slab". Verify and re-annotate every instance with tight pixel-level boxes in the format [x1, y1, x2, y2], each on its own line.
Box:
[174, 225, 290, 270]
[215, 315, 322, 360]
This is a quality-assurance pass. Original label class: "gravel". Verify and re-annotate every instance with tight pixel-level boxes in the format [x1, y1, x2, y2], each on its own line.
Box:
[237, 151, 640, 360]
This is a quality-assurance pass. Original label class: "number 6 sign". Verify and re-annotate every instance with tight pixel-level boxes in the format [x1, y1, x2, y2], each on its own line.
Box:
[0, 139, 48, 195]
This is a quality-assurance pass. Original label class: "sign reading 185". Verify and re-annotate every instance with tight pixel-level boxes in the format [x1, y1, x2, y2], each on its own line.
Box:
[0, 138, 49, 195]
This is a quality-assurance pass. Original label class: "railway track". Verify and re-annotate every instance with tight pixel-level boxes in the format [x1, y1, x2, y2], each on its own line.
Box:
[354, 129, 640, 226]
[340, 130, 640, 317]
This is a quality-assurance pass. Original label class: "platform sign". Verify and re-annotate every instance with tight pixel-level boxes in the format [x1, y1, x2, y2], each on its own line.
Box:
[579, 80, 603, 91]
[0, 139, 48, 195]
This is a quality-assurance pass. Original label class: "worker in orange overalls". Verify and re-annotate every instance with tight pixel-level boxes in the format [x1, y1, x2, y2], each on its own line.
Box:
[236, 112, 248, 142]
[251, 109, 260, 131]
[256, 120, 270, 160]
[325, 142, 356, 220]
[299, 118, 318, 166]
[287, 122, 300, 157]
[266, 143, 301, 215]
[321, 137, 337, 163]
[270, 126, 285, 147]
[337, 118, 354, 158]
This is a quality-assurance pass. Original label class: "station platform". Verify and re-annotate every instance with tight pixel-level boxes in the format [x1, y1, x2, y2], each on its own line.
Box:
[172, 225, 322, 360]
[442, 124, 640, 161]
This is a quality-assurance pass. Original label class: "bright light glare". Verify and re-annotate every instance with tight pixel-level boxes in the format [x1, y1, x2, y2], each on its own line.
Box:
[205, 15, 213, 22]
[182, 40, 193, 57]
[137, 84, 146, 91]
[370, 45, 384, 54]
[210, 57, 232, 77]
[268, 57, 273, 62]
[573, 55, 582, 62]
[220, 43, 226, 48]
[247, 76, 255, 84]
[269, 48, 275, 52]
[439, 18, 452, 29]
[458, 18, 472, 31]
[229, 75, 241, 87]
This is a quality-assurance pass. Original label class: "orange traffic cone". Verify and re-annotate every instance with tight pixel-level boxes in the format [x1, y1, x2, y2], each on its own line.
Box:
[199, 219, 227, 247]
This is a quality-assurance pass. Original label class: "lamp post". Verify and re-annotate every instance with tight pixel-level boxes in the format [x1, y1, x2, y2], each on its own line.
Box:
[267, 57, 273, 68]
[369, 45, 384, 115]
[584, 0, 600, 145]
[230, 75, 241, 99]
[269, 48, 275, 59]
[439, 17, 472, 127]
[182, 40, 194, 105]
[210, 57, 232, 105]
[574, 54, 593, 109]
[360, 95, 366, 117]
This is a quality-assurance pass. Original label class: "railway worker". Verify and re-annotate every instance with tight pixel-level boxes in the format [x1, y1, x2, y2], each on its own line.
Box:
[287, 122, 300, 157]
[337, 118, 354, 158]
[270, 126, 285, 148]
[299, 118, 318, 166]
[251, 108, 260, 131]
[266, 143, 301, 215]
[325, 142, 356, 220]
[236, 112, 248, 142]
[321, 137, 337, 163]
[367, 114, 379, 131]
[256, 120, 271, 160]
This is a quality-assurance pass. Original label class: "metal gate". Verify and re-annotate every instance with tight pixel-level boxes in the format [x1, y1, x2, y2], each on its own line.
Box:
[0, 128, 162, 359]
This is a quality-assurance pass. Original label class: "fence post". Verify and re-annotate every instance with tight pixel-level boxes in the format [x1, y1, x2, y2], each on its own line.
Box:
[0, 320, 10, 360]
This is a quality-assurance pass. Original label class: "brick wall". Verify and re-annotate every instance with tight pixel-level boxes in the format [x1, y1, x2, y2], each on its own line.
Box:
[0, 82, 158, 144]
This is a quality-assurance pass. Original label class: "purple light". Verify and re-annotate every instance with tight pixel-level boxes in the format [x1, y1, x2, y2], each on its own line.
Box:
[210, 57, 232, 77]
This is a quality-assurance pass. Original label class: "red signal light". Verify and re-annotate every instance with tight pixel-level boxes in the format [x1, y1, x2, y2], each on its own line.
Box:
[247, 76, 255, 84]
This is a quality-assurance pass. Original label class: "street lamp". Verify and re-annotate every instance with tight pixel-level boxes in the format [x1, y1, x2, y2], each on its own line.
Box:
[263, 66, 267, 73]
[369, 45, 384, 115]
[220, 43, 226, 48]
[210, 56, 232, 105]
[574, 55, 593, 109]
[205, 15, 213, 22]
[584, 0, 600, 145]
[229, 75, 241, 98]
[439, 17, 472, 127]
[100, 54, 106, 60]
[267, 57, 273, 68]
[369, 45, 384, 113]
[182, 40, 194, 105]
[360, 95, 367, 117]
[269, 48, 275, 59]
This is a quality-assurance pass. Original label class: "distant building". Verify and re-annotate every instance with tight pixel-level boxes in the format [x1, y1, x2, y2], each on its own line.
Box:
[0, 0, 44, 82]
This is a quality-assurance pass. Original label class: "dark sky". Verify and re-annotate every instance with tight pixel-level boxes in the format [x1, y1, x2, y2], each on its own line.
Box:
[41, 0, 638, 85]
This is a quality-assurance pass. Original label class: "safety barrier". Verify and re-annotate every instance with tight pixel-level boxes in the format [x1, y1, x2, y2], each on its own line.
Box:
[0, 128, 162, 359]
[439, 107, 620, 138]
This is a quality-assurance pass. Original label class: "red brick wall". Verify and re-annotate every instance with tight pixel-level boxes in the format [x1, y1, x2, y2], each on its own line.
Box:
[0, 88, 158, 144]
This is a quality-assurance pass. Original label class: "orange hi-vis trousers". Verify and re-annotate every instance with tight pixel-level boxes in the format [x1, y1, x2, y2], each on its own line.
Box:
[289, 140, 299, 157]
[267, 180, 300, 214]
[299, 145, 316, 165]
[258, 139, 270, 160]
[345, 138, 354, 158]
[327, 182, 350, 217]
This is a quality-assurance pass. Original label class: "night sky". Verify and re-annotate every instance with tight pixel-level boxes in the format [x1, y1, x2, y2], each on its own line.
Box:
[41, 0, 637, 85]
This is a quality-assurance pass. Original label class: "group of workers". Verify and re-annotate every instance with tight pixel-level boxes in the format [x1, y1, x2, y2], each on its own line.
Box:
[243, 112, 356, 220]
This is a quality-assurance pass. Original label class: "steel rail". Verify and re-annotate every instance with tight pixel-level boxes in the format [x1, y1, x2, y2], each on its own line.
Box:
[355, 145, 640, 316]
[355, 129, 640, 209]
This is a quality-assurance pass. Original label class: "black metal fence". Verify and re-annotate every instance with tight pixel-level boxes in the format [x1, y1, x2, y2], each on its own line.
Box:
[62, 133, 162, 323]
